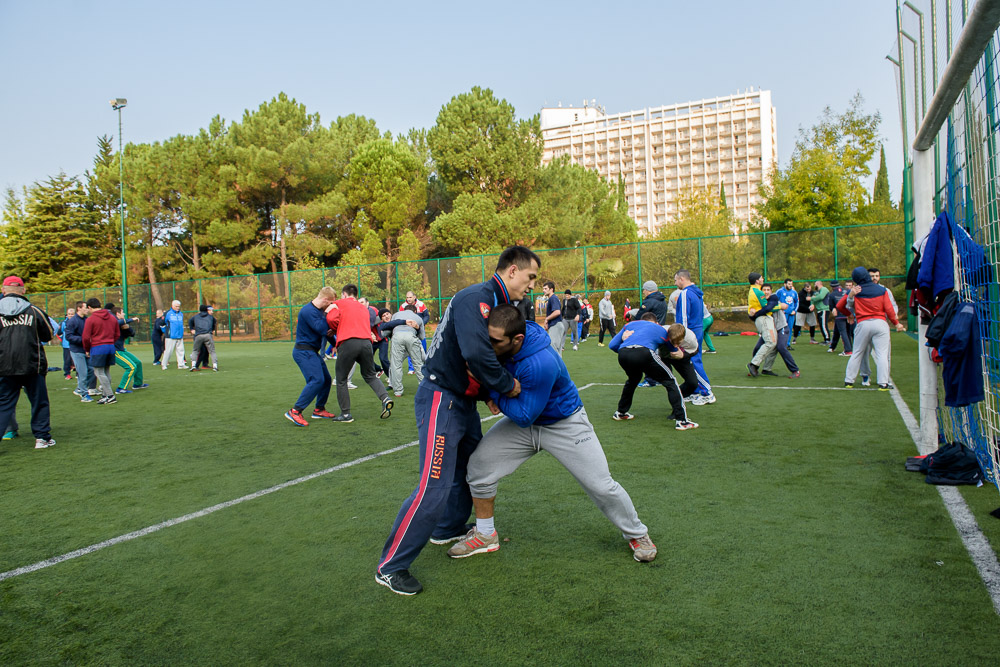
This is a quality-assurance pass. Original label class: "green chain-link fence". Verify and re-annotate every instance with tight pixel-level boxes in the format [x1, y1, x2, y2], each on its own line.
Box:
[31, 221, 904, 342]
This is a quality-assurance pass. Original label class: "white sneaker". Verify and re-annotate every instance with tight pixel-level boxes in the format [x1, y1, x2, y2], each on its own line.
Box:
[347, 382, 358, 389]
[407, 370, 415, 375]
[703, 393, 717, 404]
[683, 395, 695, 403]
[88, 389, 100, 396]
[178, 364, 189, 370]
[861, 376, 871, 387]
[34, 438, 56, 449]
[573, 344, 578, 351]
[690, 395, 708, 406]
[612, 411, 635, 421]
[675, 420, 699, 431]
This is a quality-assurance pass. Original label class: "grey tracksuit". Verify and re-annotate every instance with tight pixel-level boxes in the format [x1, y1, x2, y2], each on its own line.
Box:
[380, 312, 425, 394]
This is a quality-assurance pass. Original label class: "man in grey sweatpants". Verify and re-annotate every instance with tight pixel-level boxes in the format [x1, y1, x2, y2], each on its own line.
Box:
[446, 304, 657, 563]
[379, 305, 425, 397]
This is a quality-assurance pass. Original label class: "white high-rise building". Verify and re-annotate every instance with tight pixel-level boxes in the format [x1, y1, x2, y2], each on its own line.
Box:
[540, 89, 777, 235]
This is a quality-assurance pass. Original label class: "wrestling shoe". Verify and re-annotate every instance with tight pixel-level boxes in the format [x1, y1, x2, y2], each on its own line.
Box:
[760, 370, 779, 377]
[447, 529, 500, 559]
[746, 362, 759, 377]
[331, 413, 354, 423]
[375, 569, 422, 596]
[629, 534, 657, 562]
[861, 376, 871, 387]
[675, 420, 699, 431]
[284, 408, 309, 427]
[612, 411, 635, 421]
[311, 408, 337, 419]
[34, 438, 56, 449]
[381, 398, 393, 420]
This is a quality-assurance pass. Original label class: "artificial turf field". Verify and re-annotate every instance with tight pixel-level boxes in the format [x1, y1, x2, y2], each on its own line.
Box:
[3, 333, 1000, 665]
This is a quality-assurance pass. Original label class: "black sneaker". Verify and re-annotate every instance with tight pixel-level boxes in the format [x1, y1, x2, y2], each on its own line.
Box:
[331, 413, 354, 423]
[746, 362, 759, 377]
[381, 398, 393, 420]
[375, 569, 422, 596]
[760, 370, 778, 377]
[878, 383, 894, 391]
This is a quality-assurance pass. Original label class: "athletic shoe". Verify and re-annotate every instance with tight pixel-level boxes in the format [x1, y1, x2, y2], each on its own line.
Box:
[375, 569, 422, 596]
[878, 383, 894, 391]
[114, 388, 133, 394]
[761, 370, 779, 377]
[447, 529, 500, 559]
[80, 395, 93, 403]
[178, 364, 189, 369]
[827, 348, 834, 353]
[429, 524, 475, 545]
[213, 364, 218, 372]
[72, 389, 84, 397]
[64, 374, 72, 380]
[789, 371, 801, 379]
[810, 339, 820, 345]
[285, 409, 309, 427]
[637, 380, 651, 388]
[394, 392, 404, 397]
[97, 396, 117, 405]
[347, 382, 358, 389]
[407, 370, 415, 375]
[629, 534, 657, 562]
[844, 382, 855, 388]
[323, 354, 334, 360]
[861, 375, 871, 387]
[134, 383, 150, 389]
[2, 430, 17, 440]
[690, 394, 708, 406]
[612, 411, 635, 421]
[331, 413, 354, 423]
[703, 349, 717, 354]
[572, 344, 578, 351]
[746, 362, 759, 377]
[311, 408, 337, 419]
[376, 370, 384, 378]
[675, 420, 699, 431]
[597, 343, 605, 347]
[381, 398, 394, 420]
[34, 438, 56, 449]
[702, 393, 717, 404]
[189, 366, 199, 372]
[682, 395, 695, 403]
[88, 389, 100, 396]
[839, 352, 852, 357]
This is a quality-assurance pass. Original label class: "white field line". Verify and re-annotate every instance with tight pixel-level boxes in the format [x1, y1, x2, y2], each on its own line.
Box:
[583, 381, 876, 391]
[889, 385, 1000, 616]
[0, 405, 507, 582]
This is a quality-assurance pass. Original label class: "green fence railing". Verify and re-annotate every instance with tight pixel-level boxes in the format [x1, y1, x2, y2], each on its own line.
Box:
[31, 221, 905, 343]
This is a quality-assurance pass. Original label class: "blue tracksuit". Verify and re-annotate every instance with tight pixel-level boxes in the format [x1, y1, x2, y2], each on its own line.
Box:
[675, 284, 711, 396]
[489, 322, 582, 426]
[163, 309, 185, 339]
[292, 302, 333, 411]
[608, 320, 669, 353]
[775, 287, 798, 321]
[379, 274, 517, 576]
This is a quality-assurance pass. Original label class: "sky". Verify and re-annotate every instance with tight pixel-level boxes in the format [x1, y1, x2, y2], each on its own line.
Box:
[0, 0, 908, 203]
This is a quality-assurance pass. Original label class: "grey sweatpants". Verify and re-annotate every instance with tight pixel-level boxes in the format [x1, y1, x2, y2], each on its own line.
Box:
[751, 316, 778, 368]
[93, 365, 114, 398]
[547, 321, 567, 356]
[845, 318, 890, 384]
[389, 331, 424, 393]
[334, 338, 389, 414]
[467, 408, 648, 539]
[191, 333, 217, 366]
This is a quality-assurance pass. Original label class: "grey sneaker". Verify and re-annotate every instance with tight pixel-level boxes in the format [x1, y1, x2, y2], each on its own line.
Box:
[331, 413, 354, 423]
[629, 534, 657, 562]
[447, 529, 500, 559]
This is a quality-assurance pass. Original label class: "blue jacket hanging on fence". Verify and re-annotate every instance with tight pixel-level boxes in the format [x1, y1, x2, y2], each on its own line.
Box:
[917, 211, 955, 299]
[937, 301, 985, 408]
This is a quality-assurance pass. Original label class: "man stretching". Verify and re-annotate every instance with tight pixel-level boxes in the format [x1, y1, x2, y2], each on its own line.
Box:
[448, 304, 658, 562]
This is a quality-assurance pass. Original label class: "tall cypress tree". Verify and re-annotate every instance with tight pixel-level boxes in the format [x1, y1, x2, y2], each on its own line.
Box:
[872, 144, 891, 206]
[720, 183, 728, 210]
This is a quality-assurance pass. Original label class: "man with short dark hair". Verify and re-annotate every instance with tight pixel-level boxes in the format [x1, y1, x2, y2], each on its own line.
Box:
[448, 304, 658, 563]
[189, 304, 219, 372]
[0, 276, 56, 448]
[82, 298, 119, 405]
[326, 284, 393, 423]
[673, 269, 713, 404]
[376, 246, 538, 596]
[64, 300, 97, 402]
[541, 281, 565, 355]
[746, 273, 785, 378]
[562, 289, 581, 350]
[111, 306, 147, 394]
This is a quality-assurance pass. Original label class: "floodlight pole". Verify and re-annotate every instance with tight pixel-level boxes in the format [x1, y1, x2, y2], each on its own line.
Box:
[111, 99, 128, 315]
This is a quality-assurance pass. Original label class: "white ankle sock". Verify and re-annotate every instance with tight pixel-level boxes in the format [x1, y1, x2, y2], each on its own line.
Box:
[476, 518, 495, 536]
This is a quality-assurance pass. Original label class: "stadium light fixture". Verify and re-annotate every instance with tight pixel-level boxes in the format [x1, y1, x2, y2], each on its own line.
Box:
[110, 98, 128, 314]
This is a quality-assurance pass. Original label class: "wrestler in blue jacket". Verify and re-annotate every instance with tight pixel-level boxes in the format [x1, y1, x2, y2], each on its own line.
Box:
[489, 321, 581, 427]
[163, 308, 185, 338]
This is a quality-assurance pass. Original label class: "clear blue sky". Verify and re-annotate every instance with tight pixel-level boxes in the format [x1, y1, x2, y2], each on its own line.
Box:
[0, 0, 906, 203]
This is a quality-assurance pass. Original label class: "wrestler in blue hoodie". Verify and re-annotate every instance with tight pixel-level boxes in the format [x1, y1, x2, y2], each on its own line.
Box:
[489, 321, 582, 427]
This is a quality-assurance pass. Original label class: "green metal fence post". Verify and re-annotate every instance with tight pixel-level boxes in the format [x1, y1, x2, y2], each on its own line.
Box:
[833, 227, 839, 281]
[395, 262, 400, 310]
[583, 246, 588, 295]
[636, 242, 643, 291]
[697, 238, 703, 286]
[226, 276, 232, 343]
[256, 276, 263, 343]
[762, 232, 768, 282]
[437, 258, 443, 322]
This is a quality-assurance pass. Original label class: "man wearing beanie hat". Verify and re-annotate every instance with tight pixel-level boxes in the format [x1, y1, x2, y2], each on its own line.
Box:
[0, 276, 56, 448]
[597, 291, 616, 346]
[634, 281, 668, 324]
[188, 304, 218, 372]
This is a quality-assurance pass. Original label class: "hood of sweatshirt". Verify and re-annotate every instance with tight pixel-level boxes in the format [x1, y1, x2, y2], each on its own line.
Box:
[89, 309, 117, 325]
[684, 284, 704, 300]
[851, 266, 886, 299]
[0, 294, 31, 317]
[510, 321, 552, 363]
[644, 291, 666, 304]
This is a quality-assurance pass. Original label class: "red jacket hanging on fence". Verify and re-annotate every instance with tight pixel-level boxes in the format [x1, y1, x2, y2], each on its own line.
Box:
[326, 298, 376, 346]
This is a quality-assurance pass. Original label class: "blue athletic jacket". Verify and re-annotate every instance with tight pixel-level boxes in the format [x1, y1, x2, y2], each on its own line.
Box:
[295, 302, 329, 350]
[63, 314, 87, 353]
[675, 285, 704, 337]
[489, 321, 582, 427]
[424, 273, 516, 397]
[608, 320, 669, 353]
[775, 287, 798, 316]
[164, 309, 185, 338]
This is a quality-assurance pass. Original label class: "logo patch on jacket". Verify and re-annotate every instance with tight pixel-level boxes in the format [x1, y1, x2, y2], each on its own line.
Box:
[479, 303, 491, 318]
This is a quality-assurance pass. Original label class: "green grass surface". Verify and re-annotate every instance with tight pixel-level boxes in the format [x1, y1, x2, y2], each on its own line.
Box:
[2, 335, 1000, 665]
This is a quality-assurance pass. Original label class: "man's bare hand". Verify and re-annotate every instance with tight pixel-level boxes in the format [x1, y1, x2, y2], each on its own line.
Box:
[505, 378, 521, 398]
[408, 320, 420, 329]
[622, 329, 634, 341]
[895, 323, 906, 332]
[670, 349, 684, 359]
[485, 399, 500, 415]
[850, 285, 862, 296]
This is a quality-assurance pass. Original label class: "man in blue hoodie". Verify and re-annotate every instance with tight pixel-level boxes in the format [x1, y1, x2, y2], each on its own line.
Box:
[446, 304, 657, 564]
[673, 269, 714, 404]
[161, 300, 188, 370]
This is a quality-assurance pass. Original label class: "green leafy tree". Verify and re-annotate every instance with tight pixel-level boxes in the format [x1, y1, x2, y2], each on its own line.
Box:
[428, 87, 542, 210]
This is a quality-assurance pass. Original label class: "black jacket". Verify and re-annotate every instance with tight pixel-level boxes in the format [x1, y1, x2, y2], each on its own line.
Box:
[635, 291, 668, 325]
[562, 296, 581, 321]
[189, 312, 217, 336]
[0, 294, 53, 375]
[152, 316, 166, 342]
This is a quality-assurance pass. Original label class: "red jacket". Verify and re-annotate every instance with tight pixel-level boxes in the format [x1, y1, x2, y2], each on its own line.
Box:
[837, 292, 899, 326]
[82, 309, 120, 352]
[326, 298, 375, 346]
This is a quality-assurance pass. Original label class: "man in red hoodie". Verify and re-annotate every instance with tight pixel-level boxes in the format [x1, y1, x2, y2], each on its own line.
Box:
[326, 284, 392, 423]
[82, 298, 122, 405]
[837, 266, 905, 391]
